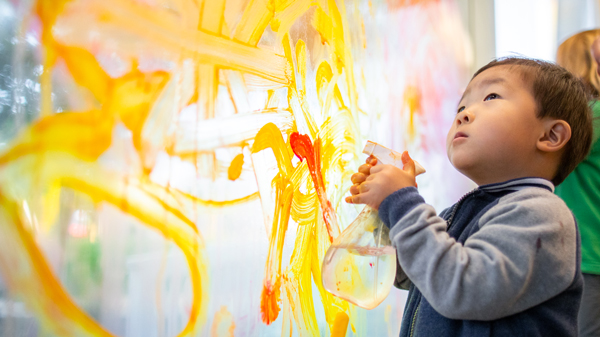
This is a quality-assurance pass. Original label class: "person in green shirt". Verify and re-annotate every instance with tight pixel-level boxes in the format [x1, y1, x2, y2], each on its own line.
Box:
[556, 29, 600, 337]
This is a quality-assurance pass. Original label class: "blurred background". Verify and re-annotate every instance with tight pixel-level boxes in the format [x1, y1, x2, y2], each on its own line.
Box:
[459, 0, 600, 72]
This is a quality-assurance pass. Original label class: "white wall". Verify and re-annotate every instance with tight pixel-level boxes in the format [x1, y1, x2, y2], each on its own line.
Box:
[460, 0, 600, 65]
[457, 0, 496, 73]
[494, 0, 559, 61]
[557, 0, 600, 44]
[494, 0, 600, 62]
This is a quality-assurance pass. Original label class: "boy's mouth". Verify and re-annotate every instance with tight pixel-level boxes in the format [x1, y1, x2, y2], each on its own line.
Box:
[454, 132, 468, 140]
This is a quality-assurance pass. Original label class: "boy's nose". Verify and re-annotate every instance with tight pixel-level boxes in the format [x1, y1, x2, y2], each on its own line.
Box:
[456, 110, 473, 125]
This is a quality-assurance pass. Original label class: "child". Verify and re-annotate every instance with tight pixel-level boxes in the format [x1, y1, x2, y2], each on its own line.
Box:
[347, 57, 593, 336]
[555, 31, 600, 337]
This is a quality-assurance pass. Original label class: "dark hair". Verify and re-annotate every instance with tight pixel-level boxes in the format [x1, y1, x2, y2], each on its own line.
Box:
[473, 57, 593, 186]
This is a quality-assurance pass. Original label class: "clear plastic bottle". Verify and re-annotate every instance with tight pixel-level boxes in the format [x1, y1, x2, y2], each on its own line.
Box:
[322, 141, 425, 309]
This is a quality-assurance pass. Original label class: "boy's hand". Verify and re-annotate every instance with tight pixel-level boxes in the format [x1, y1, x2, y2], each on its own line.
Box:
[345, 151, 417, 209]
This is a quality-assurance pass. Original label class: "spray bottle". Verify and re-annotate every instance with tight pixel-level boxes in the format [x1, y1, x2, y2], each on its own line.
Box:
[322, 141, 425, 309]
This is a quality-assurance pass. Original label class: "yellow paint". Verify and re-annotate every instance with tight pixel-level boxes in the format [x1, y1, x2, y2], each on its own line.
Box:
[385, 304, 393, 337]
[0, 153, 209, 336]
[55, 45, 110, 103]
[36, 0, 72, 117]
[1, 0, 366, 335]
[384, 304, 392, 323]
[330, 312, 349, 337]
[250, 6, 360, 327]
[402, 85, 421, 142]
[227, 153, 245, 181]
[252, 123, 295, 325]
[315, 61, 346, 116]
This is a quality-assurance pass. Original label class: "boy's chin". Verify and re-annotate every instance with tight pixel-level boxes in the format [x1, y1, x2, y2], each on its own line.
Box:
[448, 154, 473, 171]
[449, 158, 477, 177]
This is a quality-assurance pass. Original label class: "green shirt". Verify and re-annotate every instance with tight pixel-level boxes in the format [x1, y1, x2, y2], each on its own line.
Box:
[555, 101, 600, 274]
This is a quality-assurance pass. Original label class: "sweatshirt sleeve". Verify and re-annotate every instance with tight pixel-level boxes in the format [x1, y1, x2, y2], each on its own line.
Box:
[378, 187, 578, 320]
[379, 187, 425, 290]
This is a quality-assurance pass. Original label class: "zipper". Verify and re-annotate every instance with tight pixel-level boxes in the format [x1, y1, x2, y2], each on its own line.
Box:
[409, 298, 421, 337]
[407, 189, 479, 337]
[445, 189, 479, 229]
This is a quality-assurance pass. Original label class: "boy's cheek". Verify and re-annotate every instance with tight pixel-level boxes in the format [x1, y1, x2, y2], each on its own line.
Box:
[447, 148, 460, 163]
[445, 130, 455, 152]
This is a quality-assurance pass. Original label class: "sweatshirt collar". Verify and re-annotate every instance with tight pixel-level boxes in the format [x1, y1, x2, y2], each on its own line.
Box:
[477, 177, 555, 193]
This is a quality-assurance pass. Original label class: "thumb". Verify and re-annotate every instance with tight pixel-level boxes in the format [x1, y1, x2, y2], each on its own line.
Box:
[401, 151, 416, 177]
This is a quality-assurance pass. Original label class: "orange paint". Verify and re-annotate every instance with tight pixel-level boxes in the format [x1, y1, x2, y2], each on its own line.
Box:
[261, 277, 283, 325]
[54, 45, 111, 102]
[105, 69, 170, 154]
[36, 0, 73, 116]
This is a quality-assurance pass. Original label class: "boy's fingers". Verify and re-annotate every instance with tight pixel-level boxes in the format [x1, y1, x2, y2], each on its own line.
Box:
[365, 155, 377, 165]
[350, 173, 367, 185]
[370, 164, 384, 174]
[358, 182, 370, 193]
[347, 193, 365, 205]
[358, 164, 372, 175]
[351, 173, 366, 185]
[349, 184, 360, 195]
[401, 151, 416, 177]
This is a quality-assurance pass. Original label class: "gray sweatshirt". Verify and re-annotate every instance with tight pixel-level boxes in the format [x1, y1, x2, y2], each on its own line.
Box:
[378, 177, 582, 336]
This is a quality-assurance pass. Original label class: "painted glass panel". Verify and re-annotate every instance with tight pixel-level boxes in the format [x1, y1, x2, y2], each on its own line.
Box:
[0, 0, 472, 336]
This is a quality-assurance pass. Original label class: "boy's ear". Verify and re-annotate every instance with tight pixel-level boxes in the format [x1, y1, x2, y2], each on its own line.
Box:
[537, 119, 571, 153]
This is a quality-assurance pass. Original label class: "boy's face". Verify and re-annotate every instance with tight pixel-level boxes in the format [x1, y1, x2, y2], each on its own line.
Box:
[446, 65, 545, 185]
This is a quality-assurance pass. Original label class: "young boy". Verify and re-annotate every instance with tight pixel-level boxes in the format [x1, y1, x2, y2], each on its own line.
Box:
[347, 57, 594, 336]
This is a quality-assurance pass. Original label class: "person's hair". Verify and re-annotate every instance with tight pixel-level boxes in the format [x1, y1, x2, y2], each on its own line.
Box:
[556, 29, 600, 97]
[472, 57, 593, 186]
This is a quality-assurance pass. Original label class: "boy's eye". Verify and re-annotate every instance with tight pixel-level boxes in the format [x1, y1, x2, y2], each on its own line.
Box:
[457, 106, 465, 114]
[484, 93, 499, 101]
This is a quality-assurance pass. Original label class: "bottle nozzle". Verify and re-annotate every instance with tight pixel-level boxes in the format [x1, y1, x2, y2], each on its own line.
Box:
[362, 141, 426, 176]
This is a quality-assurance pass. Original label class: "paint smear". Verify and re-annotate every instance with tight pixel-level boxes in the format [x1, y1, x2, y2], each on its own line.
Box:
[330, 312, 349, 337]
[402, 85, 421, 142]
[0, 0, 464, 335]
[227, 153, 245, 181]
[289, 132, 340, 243]
[252, 123, 295, 325]
[211, 306, 236, 337]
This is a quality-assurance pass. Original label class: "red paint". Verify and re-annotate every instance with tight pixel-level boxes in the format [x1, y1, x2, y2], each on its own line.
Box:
[289, 132, 340, 242]
[369, 262, 373, 268]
